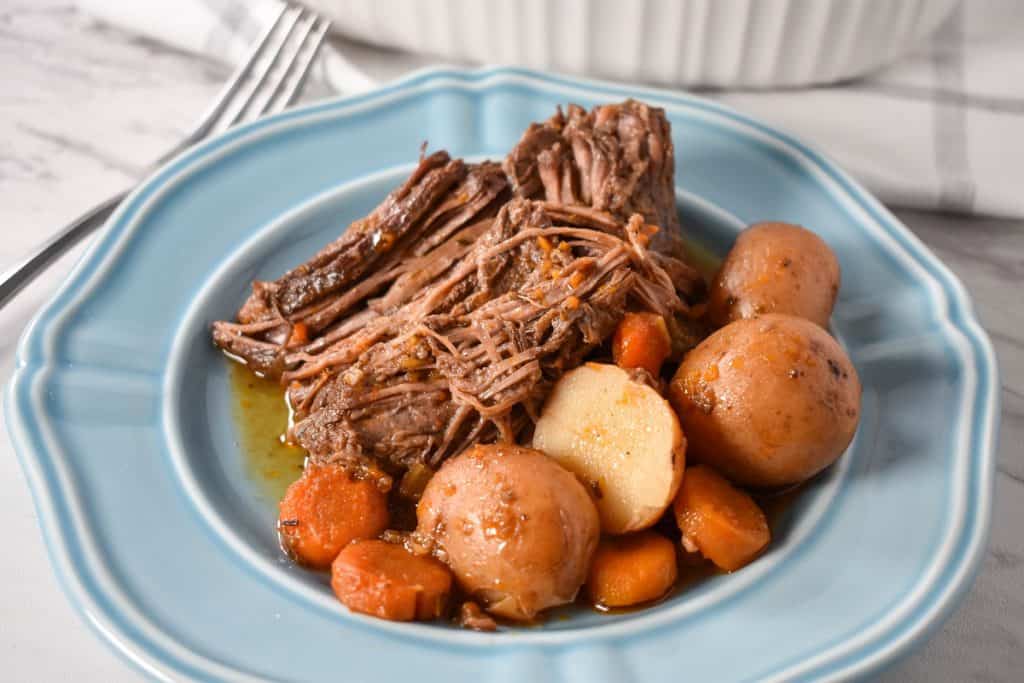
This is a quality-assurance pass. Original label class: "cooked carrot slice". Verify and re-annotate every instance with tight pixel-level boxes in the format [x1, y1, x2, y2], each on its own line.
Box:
[585, 531, 678, 608]
[612, 312, 672, 376]
[673, 465, 770, 572]
[331, 539, 453, 621]
[278, 463, 389, 569]
[287, 322, 310, 346]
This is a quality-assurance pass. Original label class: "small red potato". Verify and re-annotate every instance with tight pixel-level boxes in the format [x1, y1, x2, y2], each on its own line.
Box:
[417, 445, 600, 620]
[669, 314, 860, 488]
[708, 222, 840, 328]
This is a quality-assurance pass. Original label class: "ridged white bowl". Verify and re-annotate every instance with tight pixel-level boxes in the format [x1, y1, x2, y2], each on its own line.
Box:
[314, 0, 958, 88]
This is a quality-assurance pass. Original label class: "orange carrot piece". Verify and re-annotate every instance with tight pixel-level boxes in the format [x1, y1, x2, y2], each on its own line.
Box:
[673, 465, 770, 572]
[278, 463, 389, 569]
[585, 531, 678, 608]
[612, 312, 672, 376]
[288, 322, 310, 346]
[331, 539, 453, 621]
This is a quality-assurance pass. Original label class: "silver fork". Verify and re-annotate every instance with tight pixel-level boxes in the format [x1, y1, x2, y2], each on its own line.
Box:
[0, 4, 330, 309]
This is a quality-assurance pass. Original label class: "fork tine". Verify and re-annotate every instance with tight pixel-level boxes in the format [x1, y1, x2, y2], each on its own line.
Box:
[268, 18, 332, 114]
[242, 10, 311, 118]
[210, 6, 304, 135]
[251, 11, 318, 118]
[177, 3, 290, 149]
[256, 13, 319, 116]
[170, 4, 331, 152]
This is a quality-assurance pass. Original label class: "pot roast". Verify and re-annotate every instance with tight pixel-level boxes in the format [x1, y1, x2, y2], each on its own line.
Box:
[212, 100, 702, 473]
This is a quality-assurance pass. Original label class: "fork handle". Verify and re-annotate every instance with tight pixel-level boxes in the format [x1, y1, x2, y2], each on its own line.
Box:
[0, 190, 128, 310]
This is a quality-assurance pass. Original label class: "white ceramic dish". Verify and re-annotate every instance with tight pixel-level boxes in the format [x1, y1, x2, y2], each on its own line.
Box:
[315, 0, 959, 88]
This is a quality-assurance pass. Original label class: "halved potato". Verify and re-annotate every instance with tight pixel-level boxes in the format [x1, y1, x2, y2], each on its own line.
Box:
[533, 363, 686, 534]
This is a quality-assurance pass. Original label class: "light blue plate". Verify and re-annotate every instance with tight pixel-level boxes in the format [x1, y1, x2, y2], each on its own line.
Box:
[5, 68, 999, 682]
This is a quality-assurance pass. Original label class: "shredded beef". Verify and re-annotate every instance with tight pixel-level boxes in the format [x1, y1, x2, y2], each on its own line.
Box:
[212, 100, 704, 473]
[212, 153, 509, 378]
[505, 100, 682, 254]
[287, 198, 689, 469]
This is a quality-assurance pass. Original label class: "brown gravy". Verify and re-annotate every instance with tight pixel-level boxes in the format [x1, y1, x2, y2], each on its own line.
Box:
[229, 358, 804, 622]
[227, 241, 805, 622]
[228, 362, 306, 504]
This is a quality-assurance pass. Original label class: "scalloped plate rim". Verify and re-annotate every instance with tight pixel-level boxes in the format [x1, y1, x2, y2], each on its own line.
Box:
[4, 66, 999, 682]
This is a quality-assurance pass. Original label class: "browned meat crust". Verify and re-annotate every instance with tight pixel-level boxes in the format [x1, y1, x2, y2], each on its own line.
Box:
[212, 153, 509, 377]
[287, 198, 689, 470]
[505, 100, 682, 255]
[212, 101, 704, 472]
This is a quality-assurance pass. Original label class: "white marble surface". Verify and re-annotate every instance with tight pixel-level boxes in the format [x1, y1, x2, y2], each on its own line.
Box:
[1, 3, 1021, 681]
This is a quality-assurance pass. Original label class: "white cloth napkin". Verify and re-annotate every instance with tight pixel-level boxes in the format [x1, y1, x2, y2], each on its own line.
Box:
[77, 0, 1024, 218]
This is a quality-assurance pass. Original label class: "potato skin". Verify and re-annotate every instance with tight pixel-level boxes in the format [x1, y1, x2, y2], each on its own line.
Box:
[416, 445, 600, 621]
[708, 222, 840, 329]
[668, 314, 860, 488]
